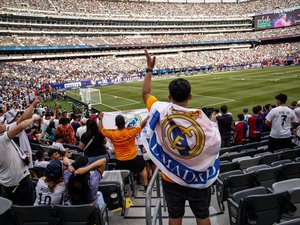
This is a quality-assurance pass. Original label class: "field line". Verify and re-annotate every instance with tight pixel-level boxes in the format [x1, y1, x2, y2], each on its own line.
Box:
[203, 99, 235, 107]
[100, 103, 120, 111]
[106, 85, 234, 102]
[102, 93, 140, 103]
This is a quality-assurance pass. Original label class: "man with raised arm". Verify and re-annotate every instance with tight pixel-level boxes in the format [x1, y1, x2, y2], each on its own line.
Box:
[142, 50, 221, 225]
[0, 98, 40, 205]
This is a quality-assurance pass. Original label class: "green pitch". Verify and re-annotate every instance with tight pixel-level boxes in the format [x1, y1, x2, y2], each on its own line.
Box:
[66, 66, 300, 118]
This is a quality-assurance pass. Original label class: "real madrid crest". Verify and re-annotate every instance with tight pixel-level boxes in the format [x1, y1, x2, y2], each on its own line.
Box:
[161, 111, 205, 159]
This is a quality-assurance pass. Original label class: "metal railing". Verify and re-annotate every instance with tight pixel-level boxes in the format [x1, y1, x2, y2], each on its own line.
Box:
[145, 168, 163, 225]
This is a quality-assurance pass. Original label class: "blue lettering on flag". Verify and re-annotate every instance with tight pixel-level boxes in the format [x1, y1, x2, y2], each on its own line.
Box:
[149, 133, 219, 185]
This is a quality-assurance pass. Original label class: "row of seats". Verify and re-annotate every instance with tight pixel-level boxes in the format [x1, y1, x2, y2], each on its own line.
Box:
[227, 179, 300, 225]
[216, 161, 300, 211]
[0, 197, 108, 225]
[220, 148, 300, 173]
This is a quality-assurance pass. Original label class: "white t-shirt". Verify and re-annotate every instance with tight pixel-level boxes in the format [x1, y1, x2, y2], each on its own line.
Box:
[0, 132, 30, 187]
[34, 178, 65, 205]
[76, 126, 87, 140]
[34, 160, 49, 168]
[52, 142, 65, 152]
[6, 122, 33, 168]
[294, 107, 300, 120]
[41, 119, 51, 133]
[292, 126, 300, 146]
[266, 106, 298, 138]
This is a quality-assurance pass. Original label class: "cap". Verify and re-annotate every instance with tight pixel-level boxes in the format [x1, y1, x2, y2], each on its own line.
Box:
[46, 160, 62, 180]
[80, 117, 87, 124]
[71, 156, 89, 170]
[5, 110, 18, 124]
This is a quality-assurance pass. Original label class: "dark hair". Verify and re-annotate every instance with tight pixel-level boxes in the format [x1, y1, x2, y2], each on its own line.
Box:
[86, 119, 99, 137]
[35, 150, 45, 161]
[256, 105, 262, 112]
[237, 114, 244, 121]
[220, 105, 228, 114]
[243, 108, 248, 113]
[115, 115, 125, 129]
[48, 148, 61, 158]
[264, 104, 271, 111]
[68, 174, 90, 205]
[59, 117, 70, 126]
[275, 93, 287, 104]
[168, 78, 191, 103]
[252, 106, 260, 114]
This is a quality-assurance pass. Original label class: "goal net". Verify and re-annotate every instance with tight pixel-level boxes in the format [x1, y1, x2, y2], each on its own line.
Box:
[80, 88, 102, 105]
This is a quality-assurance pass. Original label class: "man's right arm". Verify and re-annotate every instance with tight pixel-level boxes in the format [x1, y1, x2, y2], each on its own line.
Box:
[142, 49, 156, 104]
[7, 118, 35, 139]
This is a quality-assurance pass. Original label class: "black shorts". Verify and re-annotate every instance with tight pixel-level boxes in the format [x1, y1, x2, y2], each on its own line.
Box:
[162, 179, 211, 219]
[116, 155, 145, 174]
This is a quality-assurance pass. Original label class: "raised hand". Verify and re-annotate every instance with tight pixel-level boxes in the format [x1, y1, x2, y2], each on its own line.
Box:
[144, 49, 156, 70]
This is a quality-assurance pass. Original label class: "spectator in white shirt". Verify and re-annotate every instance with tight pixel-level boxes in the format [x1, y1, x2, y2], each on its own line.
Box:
[265, 93, 298, 152]
[76, 117, 87, 141]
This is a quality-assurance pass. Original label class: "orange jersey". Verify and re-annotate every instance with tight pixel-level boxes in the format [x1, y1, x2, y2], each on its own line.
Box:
[146, 95, 174, 183]
[101, 127, 142, 161]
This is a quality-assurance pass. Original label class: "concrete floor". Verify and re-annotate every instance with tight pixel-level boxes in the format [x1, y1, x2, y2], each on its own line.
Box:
[107, 184, 229, 225]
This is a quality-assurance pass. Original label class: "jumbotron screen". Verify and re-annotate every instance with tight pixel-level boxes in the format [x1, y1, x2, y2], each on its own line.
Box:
[254, 8, 300, 30]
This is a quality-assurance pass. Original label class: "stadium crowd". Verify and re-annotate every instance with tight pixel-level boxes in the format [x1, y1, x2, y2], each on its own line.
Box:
[1, 43, 299, 85]
[0, 25, 299, 46]
[1, 0, 299, 17]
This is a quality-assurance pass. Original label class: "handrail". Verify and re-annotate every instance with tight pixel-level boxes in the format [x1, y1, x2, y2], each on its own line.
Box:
[146, 167, 163, 225]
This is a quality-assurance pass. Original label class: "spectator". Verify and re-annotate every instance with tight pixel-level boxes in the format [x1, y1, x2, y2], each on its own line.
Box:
[294, 100, 300, 121]
[34, 160, 65, 205]
[265, 93, 298, 151]
[80, 119, 108, 164]
[64, 156, 106, 209]
[0, 100, 40, 205]
[233, 114, 246, 145]
[34, 150, 49, 168]
[52, 134, 66, 152]
[141, 49, 220, 225]
[76, 117, 87, 140]
[48, 148, 61, 161]
[292, 125, 300, 147]
[248, 106, 264, 143]
[216, 105, 234, 148]
[98, 113, 149, 191]
[55, 117, 76, 144]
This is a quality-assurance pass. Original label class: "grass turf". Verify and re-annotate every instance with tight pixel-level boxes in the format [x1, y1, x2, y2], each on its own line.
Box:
[64, 66, 300, 118]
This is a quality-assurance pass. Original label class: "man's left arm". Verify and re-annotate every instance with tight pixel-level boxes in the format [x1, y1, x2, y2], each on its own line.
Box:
[18, 97, 40, 123]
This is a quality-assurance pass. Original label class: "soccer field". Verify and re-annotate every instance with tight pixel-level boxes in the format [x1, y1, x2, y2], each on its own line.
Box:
[67, 66, 300, 117]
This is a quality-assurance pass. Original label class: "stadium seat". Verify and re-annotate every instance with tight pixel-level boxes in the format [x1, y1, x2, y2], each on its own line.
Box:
[278, 162, 300, 180]
[216, 170, 244, 211]
[241, 148, 267, 157]
[283, 188, 300, 218]
[55, 204, 107, 225]
[295, 157, 300, 162]
[272, 179, 300, 193]
[98, 181, 126, 216]
[279, 149, 300, 160]
[12, 205, 54, 225]
[228, 152, 248, 162]
[237, 156, 261, 171]
[277, 218, 300, 225]
[0, 197, 13, 225]
[220, 161, 240, 174]
[238, 192, 295, 225]
[271, 159, 294, 167]
[244, 164, 270, 173]
[255, 165, 282, 188]
[259, 152, 281, 165]
[227, 186, 267, 225]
